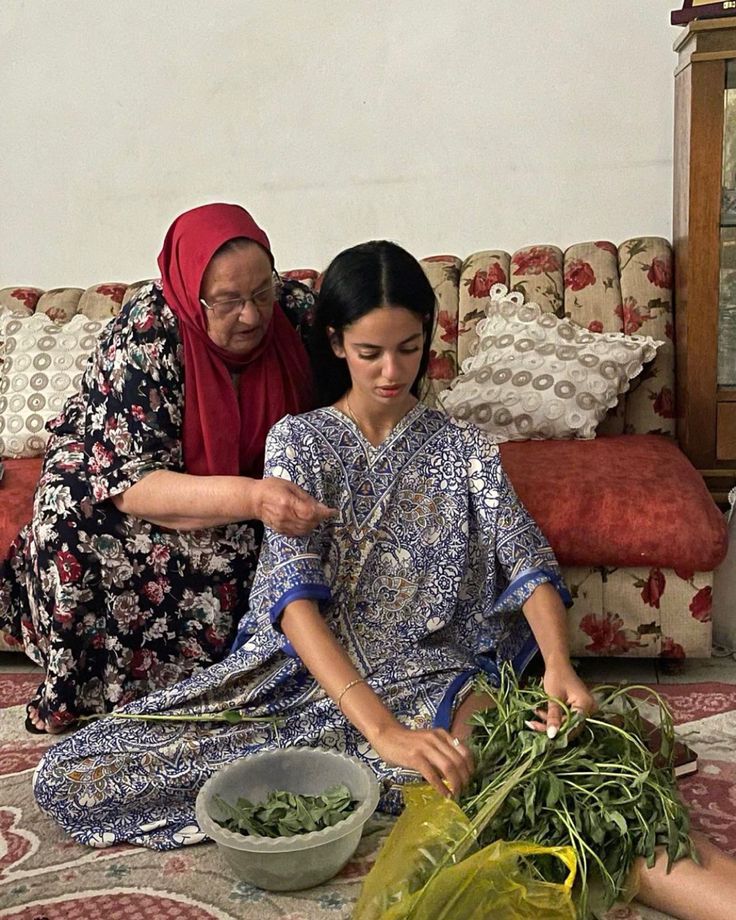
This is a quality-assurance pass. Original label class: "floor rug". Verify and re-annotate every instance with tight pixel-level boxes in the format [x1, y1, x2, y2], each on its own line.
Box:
[0, 673, 734, 920]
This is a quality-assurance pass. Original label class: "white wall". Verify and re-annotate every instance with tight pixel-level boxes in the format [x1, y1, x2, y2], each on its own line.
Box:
[1, 0, 681, 288]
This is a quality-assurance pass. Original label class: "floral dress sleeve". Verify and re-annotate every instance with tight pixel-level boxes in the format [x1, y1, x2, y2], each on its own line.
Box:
[232, 415, 333, 648]
[80, 283, 185, 503]
[461, 421, 570, 671]
[277, 278, 317, 347]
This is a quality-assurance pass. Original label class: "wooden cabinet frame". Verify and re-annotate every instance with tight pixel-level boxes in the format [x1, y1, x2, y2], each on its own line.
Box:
[674, 17, 736, 500]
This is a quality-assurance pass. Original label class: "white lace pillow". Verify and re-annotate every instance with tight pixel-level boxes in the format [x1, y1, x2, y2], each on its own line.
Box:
[0, 312, 109, 458]
[439, 284, 663, 440]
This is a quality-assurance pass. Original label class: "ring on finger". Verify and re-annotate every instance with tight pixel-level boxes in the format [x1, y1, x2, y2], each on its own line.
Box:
[452, 736, 462, 748]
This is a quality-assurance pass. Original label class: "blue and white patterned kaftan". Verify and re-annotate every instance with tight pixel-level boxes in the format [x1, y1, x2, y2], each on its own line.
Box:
[34, 404, 567, 850]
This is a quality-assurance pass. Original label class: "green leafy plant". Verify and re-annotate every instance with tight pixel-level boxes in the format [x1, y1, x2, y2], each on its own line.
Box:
[212, 783, 358, 838]
[457, 665, 695, 917]
[356, 664, 695, 920]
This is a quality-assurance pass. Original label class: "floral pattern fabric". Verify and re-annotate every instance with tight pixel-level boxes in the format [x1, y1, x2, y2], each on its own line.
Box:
[33, 404, 565, 849]
[0, 279, 316, 729]
[0, 287, 43, 317]
[564, 565, 713, 658]
[419, 257, 461, 406]
[458, 250, 510, 369]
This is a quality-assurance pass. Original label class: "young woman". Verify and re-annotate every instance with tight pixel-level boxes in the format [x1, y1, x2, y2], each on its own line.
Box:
[34, 241, 736, 918]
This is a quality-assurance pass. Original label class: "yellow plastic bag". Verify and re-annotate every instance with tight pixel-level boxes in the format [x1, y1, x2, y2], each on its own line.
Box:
[353, 785, 577, 920]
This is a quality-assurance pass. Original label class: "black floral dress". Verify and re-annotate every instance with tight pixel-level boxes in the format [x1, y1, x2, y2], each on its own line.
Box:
[0, 280, 315, 729]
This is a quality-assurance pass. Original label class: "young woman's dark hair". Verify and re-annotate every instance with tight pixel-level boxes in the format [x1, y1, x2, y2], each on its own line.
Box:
[309, 240, 436, 406]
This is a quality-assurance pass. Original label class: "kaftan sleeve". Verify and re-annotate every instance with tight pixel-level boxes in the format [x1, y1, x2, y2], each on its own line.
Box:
[76, 284, 185, 503]
[463, 423, 570, 612]
[237, 415, 333, 642]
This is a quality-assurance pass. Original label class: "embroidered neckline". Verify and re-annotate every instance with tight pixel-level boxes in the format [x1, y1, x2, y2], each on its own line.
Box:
[325, 401, 427, 452]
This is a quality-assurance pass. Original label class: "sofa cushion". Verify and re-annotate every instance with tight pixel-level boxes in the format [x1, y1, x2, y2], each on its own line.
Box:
[0, 287, 43, 317]
[78, 283, 127, 320]
[35, 287, 84, 324]
[499, 434, 727, 571]
[420, 256, 462, 408]
[0, 457, 43, 559]
[441, 287, 663, 440]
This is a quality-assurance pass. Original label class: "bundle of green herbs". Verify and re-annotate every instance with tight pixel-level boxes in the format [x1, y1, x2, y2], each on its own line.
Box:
[457, 664, 696, 917]
[355, 664, 696, 920]
[212, 783, 357, 838]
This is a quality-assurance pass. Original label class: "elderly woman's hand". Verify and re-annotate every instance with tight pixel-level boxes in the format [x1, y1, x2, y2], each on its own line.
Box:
[257, 478, 336, 536]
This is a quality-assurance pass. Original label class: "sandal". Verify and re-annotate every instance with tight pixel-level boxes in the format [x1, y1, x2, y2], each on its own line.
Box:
[24, 703, 47, 735]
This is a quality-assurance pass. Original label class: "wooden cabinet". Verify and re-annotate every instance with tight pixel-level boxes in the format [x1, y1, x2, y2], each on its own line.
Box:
[674, 17, 736, 502]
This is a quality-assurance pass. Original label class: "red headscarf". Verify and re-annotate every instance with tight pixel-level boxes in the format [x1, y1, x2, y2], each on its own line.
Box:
[157, 202, 312, 477]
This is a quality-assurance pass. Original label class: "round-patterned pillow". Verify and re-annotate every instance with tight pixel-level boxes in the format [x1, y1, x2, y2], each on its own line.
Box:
[0, 312, 110, 458]
[439, 284, 662, 440]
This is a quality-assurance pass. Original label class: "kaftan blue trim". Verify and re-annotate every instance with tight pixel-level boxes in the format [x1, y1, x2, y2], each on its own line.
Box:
[433, 669, 477, 730]
[269, 584, 332, 629]
[232, 584, 332, 655]
[493, 566, 571, 615]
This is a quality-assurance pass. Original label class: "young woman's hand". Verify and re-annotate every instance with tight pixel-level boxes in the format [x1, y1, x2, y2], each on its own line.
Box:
[528, 660, 597, 737]
[256, 478, 336, 535]
[370, 723, 475, 799]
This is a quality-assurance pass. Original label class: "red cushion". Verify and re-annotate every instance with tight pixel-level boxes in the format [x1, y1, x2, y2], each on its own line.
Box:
[0, 458, 43, 559]
[499, 435, 727, 571]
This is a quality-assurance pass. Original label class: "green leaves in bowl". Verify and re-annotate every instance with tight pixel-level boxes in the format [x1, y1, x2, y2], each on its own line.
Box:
[212, 783, 358, 838]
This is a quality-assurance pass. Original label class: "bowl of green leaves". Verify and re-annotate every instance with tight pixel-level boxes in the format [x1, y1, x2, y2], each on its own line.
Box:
[195, 747, 381, 891]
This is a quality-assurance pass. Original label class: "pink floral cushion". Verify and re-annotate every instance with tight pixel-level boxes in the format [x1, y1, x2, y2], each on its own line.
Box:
[280, 269, 319, 290]
[499, 435, 727, 571]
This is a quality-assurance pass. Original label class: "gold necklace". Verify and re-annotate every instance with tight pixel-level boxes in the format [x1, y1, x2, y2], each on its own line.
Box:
[343, 392, 408, 443]
[344, 392, 362, 429]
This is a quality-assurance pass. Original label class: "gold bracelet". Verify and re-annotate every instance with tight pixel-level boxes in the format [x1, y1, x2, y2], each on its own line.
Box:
[336, 678, 365, 713]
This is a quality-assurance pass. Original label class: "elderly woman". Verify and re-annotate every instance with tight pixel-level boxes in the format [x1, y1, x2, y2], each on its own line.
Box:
[0, 203, 333, 734]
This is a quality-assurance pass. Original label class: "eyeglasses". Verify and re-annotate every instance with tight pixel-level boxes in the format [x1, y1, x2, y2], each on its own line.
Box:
[200, 273, 280, 319]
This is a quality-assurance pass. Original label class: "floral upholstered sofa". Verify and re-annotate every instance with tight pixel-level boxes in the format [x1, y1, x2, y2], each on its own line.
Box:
[0, 237, 727, 658]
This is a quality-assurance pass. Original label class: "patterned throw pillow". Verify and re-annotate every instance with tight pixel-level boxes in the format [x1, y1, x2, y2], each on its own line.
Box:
[0, 312, 109, 458]
[438, 284, 663, 440]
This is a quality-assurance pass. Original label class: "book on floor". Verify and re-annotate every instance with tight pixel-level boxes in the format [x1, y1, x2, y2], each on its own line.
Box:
[641, 718, 698, 778]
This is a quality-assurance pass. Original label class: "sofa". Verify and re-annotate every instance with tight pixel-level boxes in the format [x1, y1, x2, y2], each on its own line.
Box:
[0, 237, 727, 658]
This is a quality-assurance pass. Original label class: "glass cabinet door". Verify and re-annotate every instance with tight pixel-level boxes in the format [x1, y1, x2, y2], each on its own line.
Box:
[720, 60, 736, 386]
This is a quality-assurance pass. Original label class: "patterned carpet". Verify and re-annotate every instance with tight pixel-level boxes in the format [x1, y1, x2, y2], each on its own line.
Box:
[0, 670, 734, 920]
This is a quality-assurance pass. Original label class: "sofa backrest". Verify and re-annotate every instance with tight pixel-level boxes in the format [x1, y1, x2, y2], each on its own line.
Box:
[419, 238, 674, 438]
[0, 236, 674, 439]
